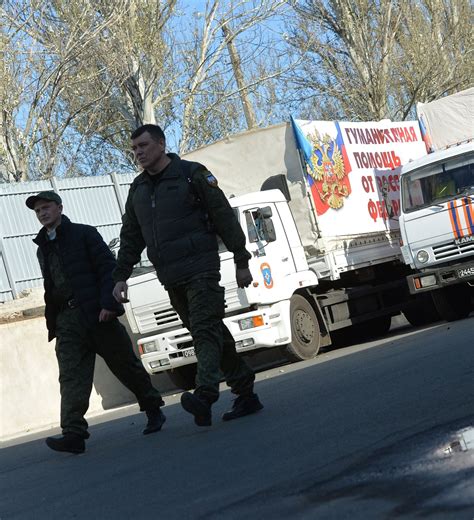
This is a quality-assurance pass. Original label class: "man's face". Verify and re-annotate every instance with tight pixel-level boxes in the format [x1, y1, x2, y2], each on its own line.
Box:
[33, 200, 63, 230]
[131, 131, 166, 171]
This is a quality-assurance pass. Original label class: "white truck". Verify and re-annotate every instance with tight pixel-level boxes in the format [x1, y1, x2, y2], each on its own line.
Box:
[123, 119, 428, 390]
[399, 88, 474, 321]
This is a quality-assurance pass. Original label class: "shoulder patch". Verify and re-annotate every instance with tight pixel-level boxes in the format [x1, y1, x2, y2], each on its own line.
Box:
[206, 173, 218, 187]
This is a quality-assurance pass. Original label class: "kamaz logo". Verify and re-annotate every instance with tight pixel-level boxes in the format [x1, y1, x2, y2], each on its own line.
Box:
[454, 234, 474, 245]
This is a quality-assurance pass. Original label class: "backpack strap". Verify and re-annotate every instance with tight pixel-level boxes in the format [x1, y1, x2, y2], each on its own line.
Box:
[180, 159, 207, 203]
[180, 159, 206, 182]
[180, 159, 215, 229]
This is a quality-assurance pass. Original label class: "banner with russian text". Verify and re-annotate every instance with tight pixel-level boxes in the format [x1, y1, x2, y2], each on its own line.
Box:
[291, 118, 427, 234]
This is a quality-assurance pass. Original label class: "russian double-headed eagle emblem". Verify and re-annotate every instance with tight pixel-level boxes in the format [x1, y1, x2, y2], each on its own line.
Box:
[307, 130, 349, 210]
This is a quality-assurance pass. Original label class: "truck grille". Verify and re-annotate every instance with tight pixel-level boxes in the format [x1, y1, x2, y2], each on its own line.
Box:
[134, 304, 182, 334]
[433, 240, 474, 261]
[133, 284, 244, 334]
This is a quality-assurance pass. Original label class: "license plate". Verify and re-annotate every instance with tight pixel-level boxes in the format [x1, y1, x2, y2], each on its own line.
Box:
[183, 347, 195, 358]
[457, 266, 474, 278]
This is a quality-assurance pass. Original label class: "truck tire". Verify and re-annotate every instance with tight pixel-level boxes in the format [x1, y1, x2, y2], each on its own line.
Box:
[403, 293, 441, 326]
[431, 285, 471, 322]
[167, 365, 197, 391]
[283, 294, 322, 362]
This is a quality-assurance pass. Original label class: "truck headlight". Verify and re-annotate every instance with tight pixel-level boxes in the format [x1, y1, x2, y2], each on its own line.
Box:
[139, 341, 158, 354]
[238, 315, 264, 331]
[416, 250, 429, 264]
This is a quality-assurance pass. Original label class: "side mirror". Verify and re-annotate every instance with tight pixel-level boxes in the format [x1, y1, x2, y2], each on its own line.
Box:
[108, 237, 120, 259]
[108, 237, 120, 249]
[261, 217, 276, 242]
[256, 207, 276, 242]
[257, 206, 273, 218]
[381, 179, 395, 218]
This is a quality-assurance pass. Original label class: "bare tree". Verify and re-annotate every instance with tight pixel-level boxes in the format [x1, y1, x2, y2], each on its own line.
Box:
[172, 0, 290, 153]
[394, 0, 472, 119]
[30, 0, 178, 168]
[1, 0, 294, 180]
[287, 0, 472, 121]
[0, 0, 129, 181]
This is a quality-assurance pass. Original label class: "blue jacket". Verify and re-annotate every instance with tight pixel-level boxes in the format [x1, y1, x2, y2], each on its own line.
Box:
[33, 215, 124, 341]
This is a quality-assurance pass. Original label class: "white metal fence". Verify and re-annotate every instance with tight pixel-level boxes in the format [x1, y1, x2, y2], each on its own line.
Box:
[0, 173, 136, 302]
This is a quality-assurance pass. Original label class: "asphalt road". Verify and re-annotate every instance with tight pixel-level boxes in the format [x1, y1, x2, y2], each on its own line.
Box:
[1, 316, 473, 520]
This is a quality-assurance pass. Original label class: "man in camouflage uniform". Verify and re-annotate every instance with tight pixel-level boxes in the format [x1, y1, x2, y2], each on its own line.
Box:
[113, 124, 263, 426]
[27, 191, 165, 454]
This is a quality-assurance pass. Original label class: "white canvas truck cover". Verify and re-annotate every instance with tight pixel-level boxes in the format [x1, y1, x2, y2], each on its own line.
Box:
[183, 120, 427, 260]
[417, 87, 474, 152]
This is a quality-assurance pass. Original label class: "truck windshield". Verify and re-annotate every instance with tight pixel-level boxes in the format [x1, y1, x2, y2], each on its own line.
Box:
[401, 152, 473, 212]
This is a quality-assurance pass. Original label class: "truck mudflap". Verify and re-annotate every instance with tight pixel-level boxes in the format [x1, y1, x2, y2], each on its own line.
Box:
[407, 259, 474, 294]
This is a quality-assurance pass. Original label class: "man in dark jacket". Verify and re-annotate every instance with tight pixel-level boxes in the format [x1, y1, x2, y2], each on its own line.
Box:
[27, 191, 165, 454]
[113, 124, 263, 427]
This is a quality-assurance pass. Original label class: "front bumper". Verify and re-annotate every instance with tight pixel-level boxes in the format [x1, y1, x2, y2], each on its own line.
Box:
[407, 259, 474, 294]
[138, 301, 292, 375]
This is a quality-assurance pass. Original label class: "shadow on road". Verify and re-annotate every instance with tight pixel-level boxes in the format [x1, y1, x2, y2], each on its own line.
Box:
[2, 316, 473, 520]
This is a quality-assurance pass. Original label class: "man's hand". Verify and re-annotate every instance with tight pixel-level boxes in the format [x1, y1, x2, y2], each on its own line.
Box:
[99, 309, 117, 323]
[113, 281, 129, 303]
[236, 267, 253, 289]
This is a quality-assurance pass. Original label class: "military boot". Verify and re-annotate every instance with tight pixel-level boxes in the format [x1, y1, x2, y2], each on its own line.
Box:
[143, 407, 166, 435]
[181, 391, 213, 426]
[45, 433, 85, 454]
[222, 393, 263, 421]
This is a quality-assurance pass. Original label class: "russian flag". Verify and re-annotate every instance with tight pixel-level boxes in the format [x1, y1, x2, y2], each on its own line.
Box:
[290, 117, 352, 216]
[418, 115, 433, 153]
[290, 116, 314, 172]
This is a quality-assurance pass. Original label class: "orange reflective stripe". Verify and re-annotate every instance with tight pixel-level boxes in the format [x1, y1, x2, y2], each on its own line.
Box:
[462, 197, 474, 235]
[448, 201, 461, 239]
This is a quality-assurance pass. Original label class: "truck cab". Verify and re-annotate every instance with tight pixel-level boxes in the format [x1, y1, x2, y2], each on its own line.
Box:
[399, 142, 474, 320]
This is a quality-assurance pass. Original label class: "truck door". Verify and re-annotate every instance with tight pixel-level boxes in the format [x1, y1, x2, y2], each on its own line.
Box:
[242, 204, 295, 300]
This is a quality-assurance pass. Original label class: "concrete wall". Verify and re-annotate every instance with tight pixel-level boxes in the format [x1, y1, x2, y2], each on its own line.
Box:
[0, 315, 175, 440]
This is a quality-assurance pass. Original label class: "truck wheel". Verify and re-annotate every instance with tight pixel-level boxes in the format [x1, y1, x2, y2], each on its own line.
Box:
[283, 294, 322, 362]
[403, 293, 441, 326]
[431, 285, 471, 322]
[167, 365, 197, 391]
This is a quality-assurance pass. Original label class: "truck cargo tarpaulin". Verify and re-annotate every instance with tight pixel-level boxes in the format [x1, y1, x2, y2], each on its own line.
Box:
[291, 118, 427, 235]
[417, 87, 474, 152]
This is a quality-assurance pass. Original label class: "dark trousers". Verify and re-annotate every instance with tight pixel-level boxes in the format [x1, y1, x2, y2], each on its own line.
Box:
[55, 308, 163, 438]
[167, 274, 255, 401]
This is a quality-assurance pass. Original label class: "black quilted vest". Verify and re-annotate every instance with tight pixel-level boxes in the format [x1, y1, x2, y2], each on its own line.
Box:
[131, 156, 220, 287]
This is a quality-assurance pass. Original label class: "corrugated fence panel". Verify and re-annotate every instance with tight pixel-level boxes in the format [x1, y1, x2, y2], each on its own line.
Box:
[1, 180, 54, 237]
[0, 252, 12, 301]
[56, 176, 120, 226]
[116, 173, 136, 210]
[0, 173, 137, 302]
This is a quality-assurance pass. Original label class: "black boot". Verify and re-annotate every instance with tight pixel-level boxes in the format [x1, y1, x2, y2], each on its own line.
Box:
[222, 393, 263, 421]
[181, 392, 213, 426]
[45, 433, 85, 454]
[143, 408, 166, 435]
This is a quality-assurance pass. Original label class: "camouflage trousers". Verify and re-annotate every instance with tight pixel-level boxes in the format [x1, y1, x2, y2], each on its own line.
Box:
[167, 273, 255, 402]
[55, 308, 163, 438]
